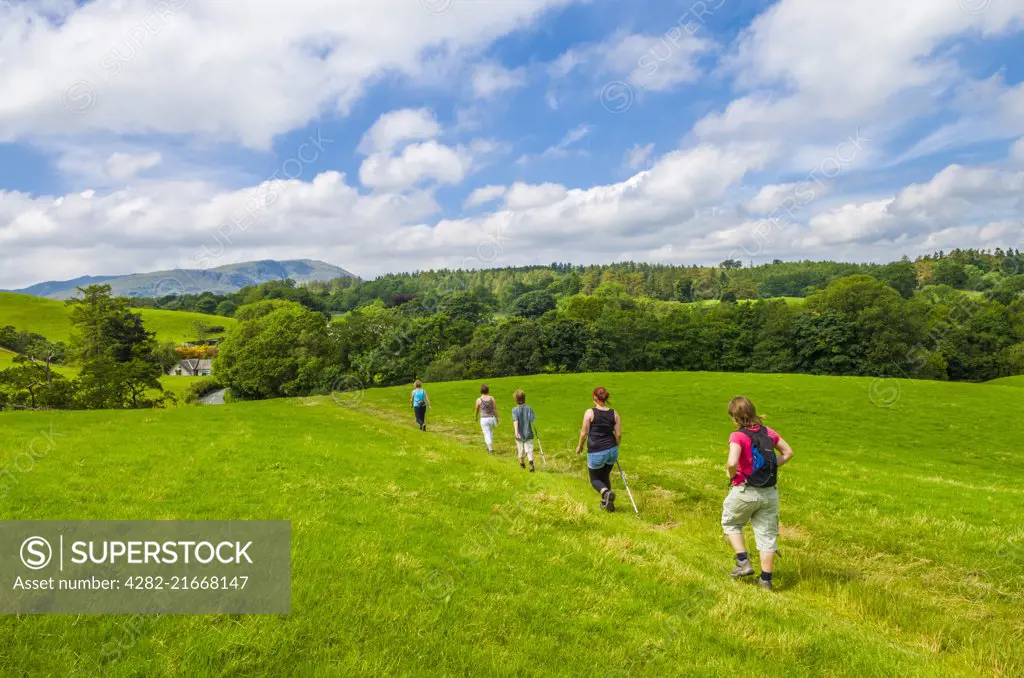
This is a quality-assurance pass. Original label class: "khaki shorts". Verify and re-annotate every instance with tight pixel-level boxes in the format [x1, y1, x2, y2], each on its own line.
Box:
[721, 485, 779, 552]
[515, 439, 534, 457]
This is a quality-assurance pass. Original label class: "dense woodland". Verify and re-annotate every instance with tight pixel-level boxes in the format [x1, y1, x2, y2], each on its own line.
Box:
[210, 249, 1024, 399]
[5, 249, 1023, 408]
[128, 248, 1024, 317]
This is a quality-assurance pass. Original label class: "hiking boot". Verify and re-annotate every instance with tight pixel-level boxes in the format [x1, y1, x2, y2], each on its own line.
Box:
[520, 460, 526, 469]
[529, 461, 535, 473]
[730, 559, 755, 578]
[605, 490, 616, 512]
[758, 578, 773, 592]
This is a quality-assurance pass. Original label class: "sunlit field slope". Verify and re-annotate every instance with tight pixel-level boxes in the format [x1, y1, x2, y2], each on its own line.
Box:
[986, 375, 1024, 388]
[0, 292, 235, 344]
[0, 348, 77, 378]
[0, 371, 1020, 676]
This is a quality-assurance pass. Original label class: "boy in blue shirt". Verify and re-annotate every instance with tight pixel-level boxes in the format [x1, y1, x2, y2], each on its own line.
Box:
[512, 389, 537, 472]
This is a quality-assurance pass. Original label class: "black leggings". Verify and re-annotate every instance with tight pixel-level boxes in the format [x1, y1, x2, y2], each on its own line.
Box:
[414, 405, 427, 426]
[589, 464, 614, 495]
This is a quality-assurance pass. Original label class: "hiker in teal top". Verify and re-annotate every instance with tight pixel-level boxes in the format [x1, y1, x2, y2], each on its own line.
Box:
[410, 380, 431, 431]
[511, 389, 536, 472]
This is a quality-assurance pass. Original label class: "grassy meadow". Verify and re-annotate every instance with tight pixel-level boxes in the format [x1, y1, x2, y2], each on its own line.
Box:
[0, 292, 235, 344]
[986, 376, 1024, 388]
[0, 348, 77, 378]
[0, 371, 1021, 676]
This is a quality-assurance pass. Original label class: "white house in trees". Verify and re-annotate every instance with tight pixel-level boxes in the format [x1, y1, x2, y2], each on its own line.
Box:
[168, 359, 213, 377]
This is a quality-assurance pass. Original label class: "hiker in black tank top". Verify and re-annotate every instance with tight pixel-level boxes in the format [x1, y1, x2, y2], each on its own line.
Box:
[574, 387, 622, 512]
[588, 408, 618, 453]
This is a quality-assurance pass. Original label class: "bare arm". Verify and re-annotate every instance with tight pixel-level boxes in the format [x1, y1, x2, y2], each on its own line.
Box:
[776, 436, 794, 467]
[727, 442, 742, 480]
[614, 411, 622, 445]
[473, 398, 480, 420]
[574, 410, 593, 455]
[410, 390, 414, 406]
[493, 399, 499, 424]
[513, 418, 521, 440]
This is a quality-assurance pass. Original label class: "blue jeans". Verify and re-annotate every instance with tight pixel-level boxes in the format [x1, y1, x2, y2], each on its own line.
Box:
[587, 446, 619, 470]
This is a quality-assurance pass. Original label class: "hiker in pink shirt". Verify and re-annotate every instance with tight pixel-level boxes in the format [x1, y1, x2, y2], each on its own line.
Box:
[721, 396, 794, 591]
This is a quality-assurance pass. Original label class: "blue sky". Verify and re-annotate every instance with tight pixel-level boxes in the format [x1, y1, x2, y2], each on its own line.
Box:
[0, 0, 1022, 288]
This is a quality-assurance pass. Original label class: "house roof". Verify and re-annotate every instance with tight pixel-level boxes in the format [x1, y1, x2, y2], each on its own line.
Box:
[179, 359, 213, 370]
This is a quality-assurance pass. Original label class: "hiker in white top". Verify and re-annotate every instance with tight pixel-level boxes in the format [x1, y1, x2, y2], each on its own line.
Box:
[474, 384, 499, 454]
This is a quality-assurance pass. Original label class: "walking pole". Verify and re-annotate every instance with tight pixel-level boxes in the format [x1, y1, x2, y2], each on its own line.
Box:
[615, 461, 640, 514]
[534, 428, 548, 468]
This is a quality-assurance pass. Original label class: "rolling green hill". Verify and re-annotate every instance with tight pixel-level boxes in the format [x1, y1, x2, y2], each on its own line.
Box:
[0, 348, 77, 378]
[0, 371, 1020, 676]
[986, 375, 1024, 388]
[0, 292, 236, 344]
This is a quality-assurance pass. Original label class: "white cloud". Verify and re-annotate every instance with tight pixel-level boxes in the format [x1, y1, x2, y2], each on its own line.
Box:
[104, 151, 163, 180]
[0, 170, 440, 287]
[503, 182, 568, 210]
[800, 163, 1024, 250]
[0, 142, 773, 287]
[606, 32, 714, 92]
[357, 108, 442, 155]
[471, 61, 527, 99]
[464, 185, 506, 209]
[696, 0, 1024, 169]
[1012, 137, 1024, 165]
[624, 143, 655, 171]
[0, 0, 577, 148]
[5, 1, 1024, 287]
[359, 141, 473, 191]
[4, 142, 1024, 290]
[896, 78, 1024, 162]
[546, 124, 592, 157]
[744, 182, 829, 215]
[891, 165, 1024, 217]
[520, 124, 593, 164]
[551, 31, 714, 94]
[803, 199, 897, 248]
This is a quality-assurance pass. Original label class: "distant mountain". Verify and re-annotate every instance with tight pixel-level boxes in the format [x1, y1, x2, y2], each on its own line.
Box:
[12, 275, 120, 298]
[9, 259, 358, 300]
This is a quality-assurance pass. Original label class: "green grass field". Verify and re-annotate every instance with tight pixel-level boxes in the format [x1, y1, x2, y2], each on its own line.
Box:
[0, 292, 235, 344]
[158, 376, 208, 403]
[986, 376, 1024, 388]
[0, 371, 1021, 676]
[0, 348, 77, 378]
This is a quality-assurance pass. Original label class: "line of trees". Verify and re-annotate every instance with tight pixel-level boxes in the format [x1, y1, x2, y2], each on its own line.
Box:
[128, 248, 1024, 318]
[0, 327, 68, 366]
[7, 250, 1023, 408]
[214, 273, 1024, 400]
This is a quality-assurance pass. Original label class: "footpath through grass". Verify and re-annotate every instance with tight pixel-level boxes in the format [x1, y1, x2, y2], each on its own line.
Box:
[0, 372, 1020, 676]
